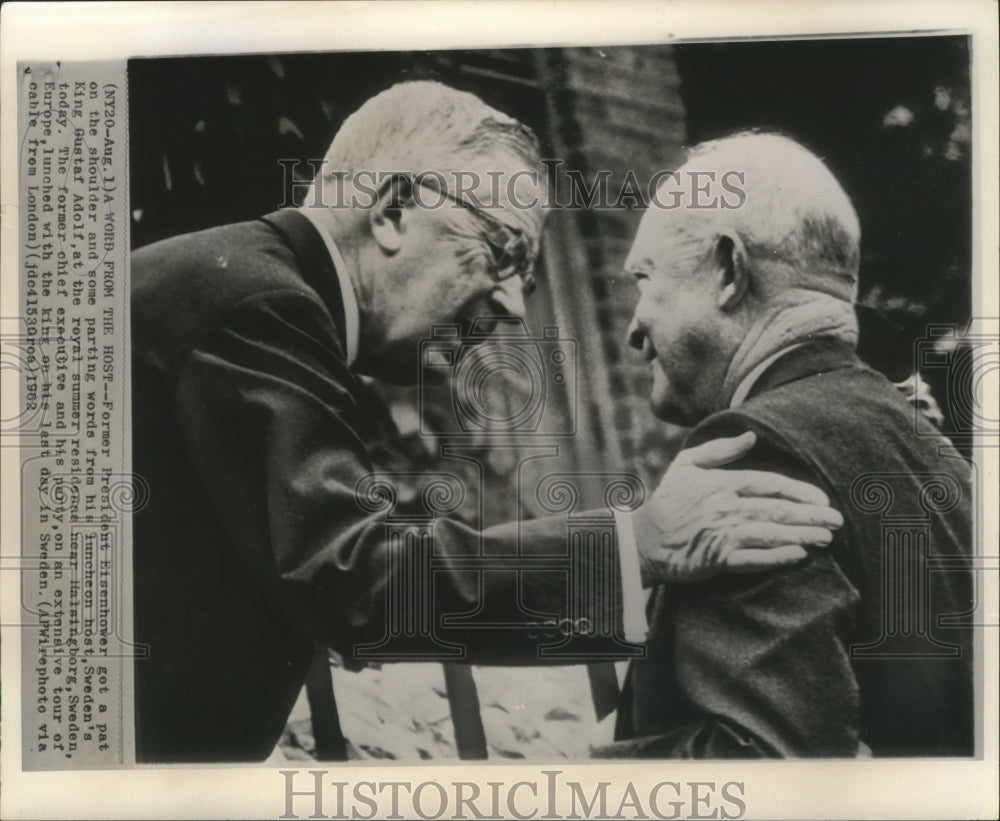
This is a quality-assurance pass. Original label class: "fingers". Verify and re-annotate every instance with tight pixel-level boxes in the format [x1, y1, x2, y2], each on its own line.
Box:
[728, 469, 832, 507]
[724, 545, 809, 573]
[731, 498, 844, 529]
[683, 431, 757, 469]
[728, 522, 834, 550]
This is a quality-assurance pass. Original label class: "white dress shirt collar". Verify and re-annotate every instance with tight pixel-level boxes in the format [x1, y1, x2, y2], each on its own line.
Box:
[297, 207, 360, 367]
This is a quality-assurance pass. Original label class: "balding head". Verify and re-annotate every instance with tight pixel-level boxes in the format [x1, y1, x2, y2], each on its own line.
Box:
[642, 131, 860, 301]
[626, 132, 862, 425]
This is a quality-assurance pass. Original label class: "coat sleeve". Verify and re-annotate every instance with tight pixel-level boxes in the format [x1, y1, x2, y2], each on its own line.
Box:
[172, 288, 627, 664]
[608, 415, 863, 757]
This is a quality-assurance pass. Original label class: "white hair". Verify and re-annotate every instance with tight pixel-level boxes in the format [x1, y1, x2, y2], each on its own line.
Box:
[668, 132, 860, 297]
[319, 80, 545, 206]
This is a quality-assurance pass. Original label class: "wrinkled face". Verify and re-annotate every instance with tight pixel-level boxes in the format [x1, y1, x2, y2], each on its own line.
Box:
[357, 169, 543, 385]
[625, 212, 718, 426]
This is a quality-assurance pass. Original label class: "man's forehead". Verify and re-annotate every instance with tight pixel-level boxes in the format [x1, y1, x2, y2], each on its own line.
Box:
[626, 209, 685, 271]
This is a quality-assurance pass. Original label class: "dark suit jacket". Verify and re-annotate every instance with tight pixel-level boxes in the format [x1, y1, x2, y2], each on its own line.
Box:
[131, 209, 626, 762]
[612, 339, 974, 757]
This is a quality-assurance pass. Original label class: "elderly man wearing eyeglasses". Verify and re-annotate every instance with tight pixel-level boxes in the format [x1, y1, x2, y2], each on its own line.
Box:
[130, 81, 842, 762]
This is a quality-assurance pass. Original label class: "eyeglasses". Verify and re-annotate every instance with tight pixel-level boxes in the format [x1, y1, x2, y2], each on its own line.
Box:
[412, 177, 538, 296]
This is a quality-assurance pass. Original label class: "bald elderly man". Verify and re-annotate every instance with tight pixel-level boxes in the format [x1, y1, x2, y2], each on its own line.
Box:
[611, 132, 974, 758]
[131, 85, 842, 762]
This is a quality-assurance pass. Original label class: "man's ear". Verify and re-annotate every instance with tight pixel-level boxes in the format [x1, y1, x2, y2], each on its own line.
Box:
[369, 175, 413, 254]
[714, 232, 750, 311]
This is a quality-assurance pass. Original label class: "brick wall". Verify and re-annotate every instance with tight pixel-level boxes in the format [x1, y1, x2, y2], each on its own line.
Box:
[542, 46, 689, 484]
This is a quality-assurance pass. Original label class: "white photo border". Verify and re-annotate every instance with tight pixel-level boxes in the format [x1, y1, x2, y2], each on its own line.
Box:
[2, 2, 997, 819]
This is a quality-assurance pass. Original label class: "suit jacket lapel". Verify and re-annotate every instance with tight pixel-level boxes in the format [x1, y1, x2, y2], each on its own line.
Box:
[260, 208, 349, 357]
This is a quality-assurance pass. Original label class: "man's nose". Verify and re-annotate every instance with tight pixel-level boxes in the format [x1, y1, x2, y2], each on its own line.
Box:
[627, 317, 646, 351]
[489, 276, 527, 319]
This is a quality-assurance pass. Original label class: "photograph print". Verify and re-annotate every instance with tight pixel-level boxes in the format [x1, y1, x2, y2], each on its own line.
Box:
[126, 34, 979, 765]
